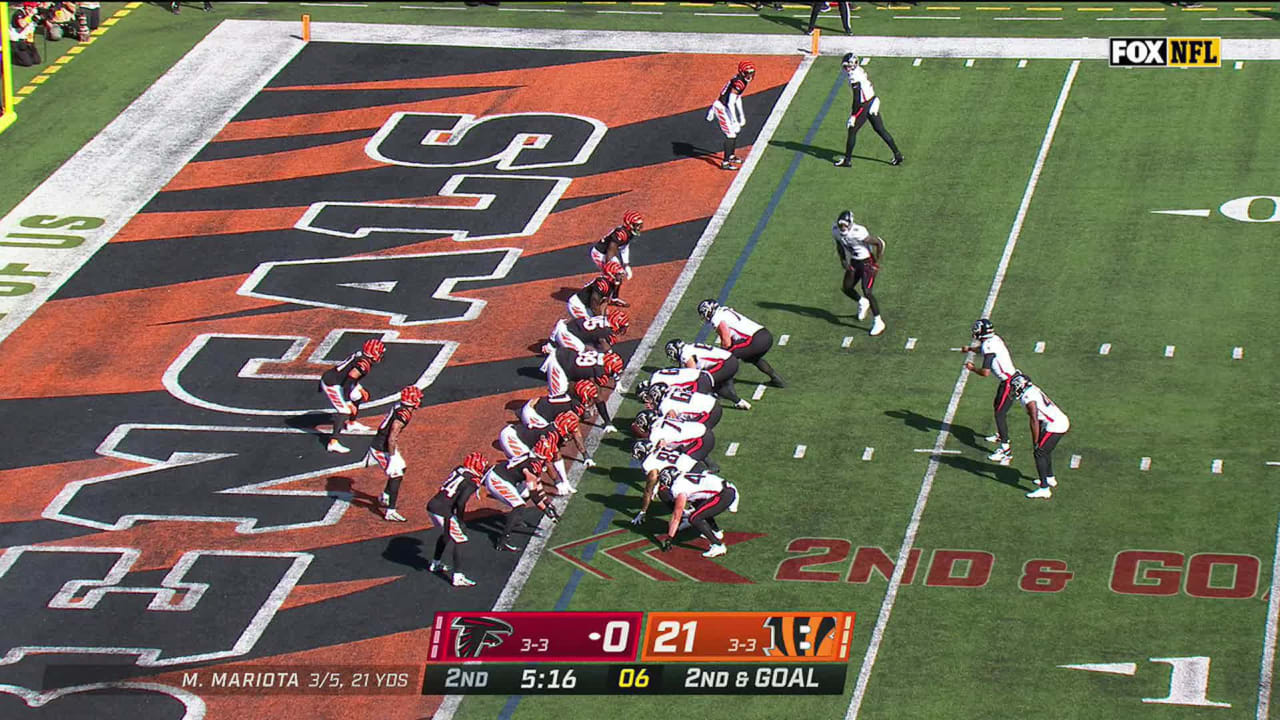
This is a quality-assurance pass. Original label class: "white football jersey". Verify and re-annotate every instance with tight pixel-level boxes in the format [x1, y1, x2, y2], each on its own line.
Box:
[659, 388, 717, 420]
[679, 342, 732, 371]
[846, 65, 876, 101]
[980, 334, 1018, 381]
[833, 220, 874, 262]
[642, 446, 699, 476]
[1021, 385, 1070, 433]
[668, 471, 727, 504]
[650, 367, 706, 388]
[650, 417, 707, 446]
[709, 306, 762, 345]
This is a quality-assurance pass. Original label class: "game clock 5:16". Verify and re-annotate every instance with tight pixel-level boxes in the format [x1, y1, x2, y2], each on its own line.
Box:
[520, 668, 576, 690]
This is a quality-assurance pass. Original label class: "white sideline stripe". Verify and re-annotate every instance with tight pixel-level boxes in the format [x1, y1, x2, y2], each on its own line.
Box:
[1165, 344, 1176, 358]
[399, 4, 461, 8]
[895, 15, 960, 20]
[725, 442, 739, 457]
[1069, 454, 1081, 469]
[1212, 459, 1224, 474]
[778, 333, 790, 346]
[1140, 456, 1152, 471]
[862, 447, 875, 462]
[0, 23, 305, 345]
[1099, 343, 1111, 355]
[433, 48, 820, 720]
[1257, 512, 1280, 720]
[1205, 16, 1272, 20]
[842, 336, 854, 348]
[752, 384, 766, 401]
[904, 337, 917, 350]
[794, 445, 807, 459]
[694, 12, 757, 17]
[1018, 59, 1028, 67]
[1034, 341, 1046, 353]
[300, 2, 367, 5]
[1234, 346, 1244, 359]
[846, 60, 1079, 720]
[913, 448, 961, 455]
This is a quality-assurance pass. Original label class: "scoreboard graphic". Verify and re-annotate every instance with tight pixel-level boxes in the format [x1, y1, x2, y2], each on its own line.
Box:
[423, 611, 856, 695]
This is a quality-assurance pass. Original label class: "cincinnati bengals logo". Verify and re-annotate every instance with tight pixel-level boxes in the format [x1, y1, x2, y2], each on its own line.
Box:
[762, 615, 838, 658]
[451, 616, 515, 658]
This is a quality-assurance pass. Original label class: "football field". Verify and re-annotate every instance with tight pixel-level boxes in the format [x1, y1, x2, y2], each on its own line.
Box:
[1, 4, 1278, 720]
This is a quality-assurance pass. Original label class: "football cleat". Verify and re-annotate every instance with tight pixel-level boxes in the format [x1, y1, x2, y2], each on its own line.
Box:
[720, 160, 738, 171]
[400, 385, 423, 408]
[1026, 486, 1052, 500]
[631, 439, 655, 461]
[556, 481, 576, 495]
[857, 296, 870, 321]
[362, 339, 386, 363]
[711, 528, 725, 542]
[972, 317, 994, 340]
[384, 508, 406, 522]
[735, 399, 752, 410]
[1010, 373, 1033, 398]
[603, 351, 624, 378]
[984, 434, 1003, 444]
[496, 537, 520, 553]
[665, 339, 684, 362]
[603, 424, 618, 434]
[632, 410, 659, 436]
[869, 316, 886, 336]
[553, 411, 580, 437]
[891, 154, 904, 166]
[462, 451, 490, 476]
[834, 157, 852, 168]
[1045, 476, 1058, 488]
[697, 299, 719, 321]
[428, 559, 448, 574]
[988, 446, 1012, 463]
[343, 420, 376, 435]
[452, 573, 477, 587]
[606, 308, 630, 335]
[326, 439, 350, 454]
[702, 544, 728, 558]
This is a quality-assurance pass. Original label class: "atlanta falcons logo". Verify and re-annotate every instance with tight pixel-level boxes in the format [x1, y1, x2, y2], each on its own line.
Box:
[451, 616, 515, 658]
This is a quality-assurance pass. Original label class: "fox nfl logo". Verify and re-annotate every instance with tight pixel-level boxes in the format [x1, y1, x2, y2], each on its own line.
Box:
[1109, 38, 1221, 68]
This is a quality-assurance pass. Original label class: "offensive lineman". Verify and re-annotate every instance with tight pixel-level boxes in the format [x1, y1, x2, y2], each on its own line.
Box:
[666, 339, 749, 409]
[962, 318, 1022, 464]
[833, 53, 904, 169]
[367, 386, 422, 522]
[708, 61, 755, 171]
[640, 382, 723, 429]
[1012, 374, 1071, 500]
[832, 210, 886, 336]
[425, 452, 490, 588]
[632, 410, 718, 472]
[319, 338, 384, 454]
[697, 300, 786, 387]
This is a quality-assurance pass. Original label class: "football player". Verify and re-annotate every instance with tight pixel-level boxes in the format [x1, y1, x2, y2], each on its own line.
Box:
[834, 53, 903, 168]
[541, 347, 624, 432]
[1012, 374, 1071, 500]
[962, 318, 1023, 464]
[366, 386, 421, 522]
[643, 366, 716, 396]
[697, 300, 786, 387]
[591, 214, 643, 305]
[639, 382, 723, 429]
[545, 308, 629, 355]
[666, 339, 748, 409]
[657, 467, 740, 558]
[632, 410, 718, 472]
[425, 452, 490, 588]
[484, 450, 560, 552]
[707, 60, 755, 170]
[319, 338, 384, 454]
[630, 440, 706, 526]
[566, 270, 619, 320]
[832, 210, 887, 336]
[520, 379, 597, 430]
[805, 1, 851, 34]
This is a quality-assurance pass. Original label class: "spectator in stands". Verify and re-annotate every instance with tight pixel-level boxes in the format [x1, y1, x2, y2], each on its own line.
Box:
[8, 3, 41, 66]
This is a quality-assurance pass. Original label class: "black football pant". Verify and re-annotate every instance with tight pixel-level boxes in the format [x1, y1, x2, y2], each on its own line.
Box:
[807, 1, 850, 33]
[842, 260, 880, 317]
[992, 379, 1015, 444]
[686, 486, 737, 545]
[844, 109, 902, 161]
[1033, 430, 1064, 485]
[709, 357, 742, 404]
[729, 329, 784, 386]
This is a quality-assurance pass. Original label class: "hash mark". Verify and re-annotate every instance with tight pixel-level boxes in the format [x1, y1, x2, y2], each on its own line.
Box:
[1233, 346, 1244, 360]
[1164, 345, 1176, 357]
[1034, 341, 1046, 353]
[1211, 458, 1223, 474]
[842, 336, 854, 348]
[904, 337, 917, 350]
[725, 442, 739, 457]
[1140, 456, 1151, 471]
[862, 447, 875, 461]
[778, 334, 790, 346]
[794, 445, 807, 459]
[1099, 343, 1111, 355]
[1018, 59, 1028, 68]
[1069, 454, 1081, 469]
[752, 384, 766, 401]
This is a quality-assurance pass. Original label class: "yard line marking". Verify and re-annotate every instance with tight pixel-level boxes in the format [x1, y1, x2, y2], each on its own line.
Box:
[1060, 661, 1136, 675]
[1099, 16, 1167, 20]
[499, 6, 566, 11]
[913, 57, 923, 66]
[1099, 343, 1111, 355]
[1257, 512, 1280, 720]
[299, 2, 367, 5]
[1034, 340, 1046, 353]
[965, 58, 975, 66]
[905, 337, 917, 350]
[752, 384, 766, 401]
[1267, 462, 1280, 467]
[847, 60, 1079, 720]
[913, 448, 962, 455]
[725, 442, 739, 457]
[995, 16, 1064, 20]
[1233, 346, 1244, 359]
[842, 336, 854, 348]
[862, 447, 875, 461]
[861, 57, 872, 64]
[1018, 59, 1028, 67]
[1212, 459, 1223, 474]
[1140, 456, 1152, 471]
[894, 15, 961, 19]
[1202, 16, 1270, 19]
[598, 9, 663, 14]
[1152, 208, 1210, 216]
[794, 445, 807, 459]
[778, 333, 790, 346]
[1069, 454, 1081, 469]
[1164, 344, 1176, 358]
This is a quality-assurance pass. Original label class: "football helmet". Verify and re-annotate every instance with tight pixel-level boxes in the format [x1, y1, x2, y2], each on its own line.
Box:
[623, 210, 644, 233]
[533, 432, 560, 461]
[631, 439, 654, 461]
[637, 381, 668, 409]
[971, 317, 994, 340]
[738, 60, 756, 81]
[603, 351, 624, 378]
[841, 53, 859, 73]
[462, 452, 489, 476]
[607, 308, 630, 335]
[657, 466, 681, 489]
[592, 276, 612, 295]
[399, 385, 423, 408]
[573, 379, 599, 404]
[837, 210, 854, 231]
[527, 457, 547, 476]
[603, 260, 625, 282]
[362, 339, 386, 363]
[665, 339, 685, 362]
[697, 299, 720, 322]
[1010, 372, 1032, 398]
[632, 409, 659, 436]
[554, 411, 580, 437]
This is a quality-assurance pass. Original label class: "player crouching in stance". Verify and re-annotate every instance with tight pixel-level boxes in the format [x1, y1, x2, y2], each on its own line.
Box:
[630, 440, 707, 527]
[425, 452, 490, 587]
[698, 300, 786, 388]
[832, 210, 886, 336]
[632, 409, 718, 473]
[319, 338, 384, 454]
[542, 347, 624, 433]
[656, 467, 740, 559]
[638, 381, 723, 429]
[544, 308, 629, 355]
[708, 61, 755, 171]
[521, 380, 598, 432]
[1011, 374, 1071, 500]
[591, 212, 643, 306]
[498, 424, 577, 496]
[962, 317, 1022, 464]
[566, 264, 623, 320]
[484, 451, 561, 553]
[666, 338, 749, 410]
[366, 385, 421, 521]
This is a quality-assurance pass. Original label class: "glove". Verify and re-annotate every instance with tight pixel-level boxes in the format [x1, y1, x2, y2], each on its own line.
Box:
[624, 265, 633, 280]
[603, 424, 618, 434]
[659, 538, 672, 552]
[583, 458, 597, 469]
[631, 511, 646, 526]
[544, 504, 561, 522]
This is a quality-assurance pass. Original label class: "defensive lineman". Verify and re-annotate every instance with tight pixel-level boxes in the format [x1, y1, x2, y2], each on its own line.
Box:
[834, 53, 903, 168]
[962, 318, 1021, 464]
[1012, 374, 1071, 500]
[832, 210, 886, 336]
[708, 61, 755, 171]
[697, 300, 786, 387]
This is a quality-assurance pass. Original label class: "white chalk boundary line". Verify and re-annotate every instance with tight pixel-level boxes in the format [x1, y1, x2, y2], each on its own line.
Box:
[435, 46, 817, 720]
[845, 59, 1079, 720]
[1258, 512, 1280, 720]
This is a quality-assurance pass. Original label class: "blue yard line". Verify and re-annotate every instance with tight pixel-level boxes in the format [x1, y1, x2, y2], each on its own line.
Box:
[498, 69, 845, 720]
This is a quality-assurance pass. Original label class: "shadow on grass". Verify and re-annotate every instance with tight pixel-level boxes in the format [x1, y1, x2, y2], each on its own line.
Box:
[940, 455, 1032, 492]
[884, 409, 984, 451]
[756, 300, 852, 327]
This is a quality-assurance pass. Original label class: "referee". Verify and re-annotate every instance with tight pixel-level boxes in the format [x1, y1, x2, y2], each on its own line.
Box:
[834, 53, 904, 168]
